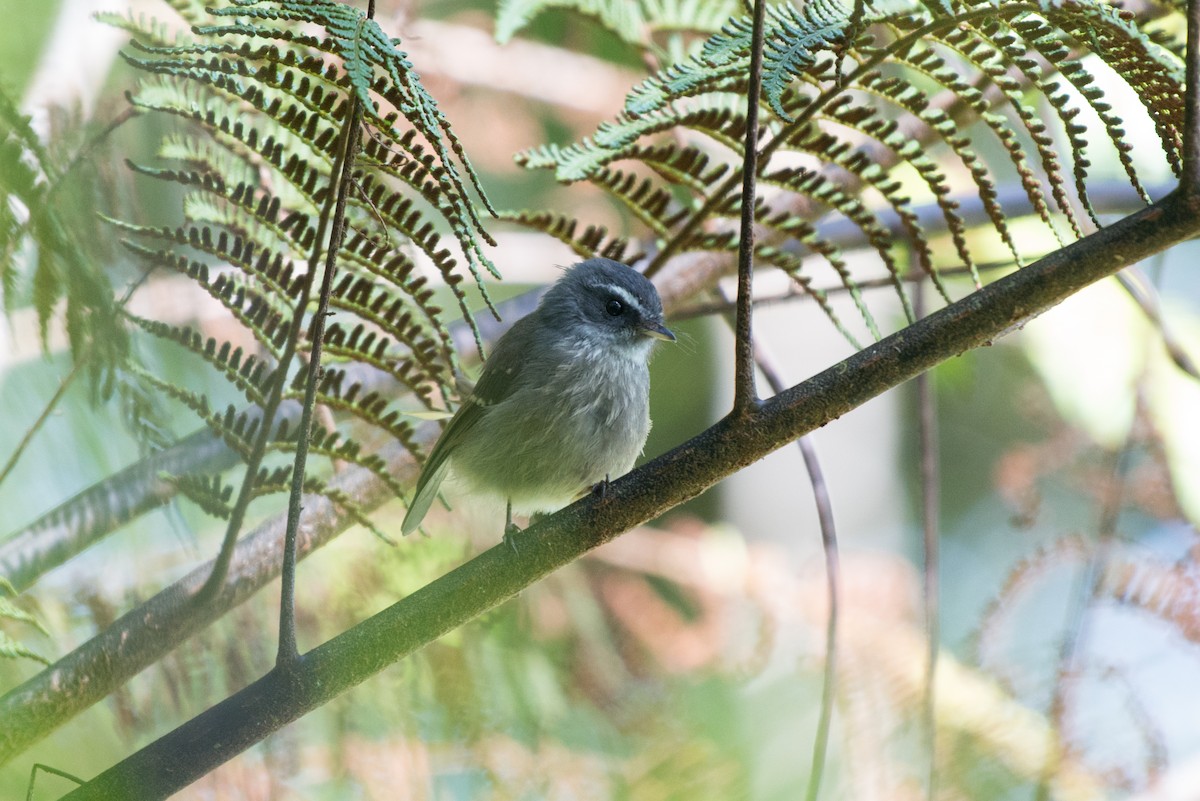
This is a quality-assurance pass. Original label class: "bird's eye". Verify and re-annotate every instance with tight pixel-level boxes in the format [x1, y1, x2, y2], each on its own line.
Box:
[605, 298, 624, 316]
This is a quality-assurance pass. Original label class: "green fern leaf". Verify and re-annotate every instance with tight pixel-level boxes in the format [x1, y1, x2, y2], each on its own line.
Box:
[165, 472, 238, 519]
[203, 0, 499, 278]
[518, 0, 1181, 350]
[625, 1, 852, 118]
[0, 86, 128, 387]
[0, 633, 49, 666]
[496, 0, 646, 44]
[0, 596, 48, 637]
[495, 210, 641, 263]
[0, 580, 50, 667]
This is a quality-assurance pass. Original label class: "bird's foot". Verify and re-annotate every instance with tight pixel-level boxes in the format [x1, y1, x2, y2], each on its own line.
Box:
[591, 474, 612, 503]
[502, 521, 522, 554]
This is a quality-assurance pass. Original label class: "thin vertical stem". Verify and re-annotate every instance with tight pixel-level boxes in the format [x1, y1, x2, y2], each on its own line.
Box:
[758, 360, 841, 801]
[715, 286, 840, 801]
[0, 266, 153, 489]
[201, 4, 381, 608]
[915, 278, 940, 801]
[1184, 0, 1200, 190]
[277, 0, 375, 663]
[276, 88, 367, 665]
[273, 1, 378, 663]
[799, 434, 839, 801]
[201, 137, 346, 602]
[1034, 447, 1128, 800]
[0, 355, 87, 489]
[733, 0, 768, 414]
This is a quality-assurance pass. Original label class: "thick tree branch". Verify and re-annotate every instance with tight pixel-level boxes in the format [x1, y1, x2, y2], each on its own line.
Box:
[62, 188, 1200, 800]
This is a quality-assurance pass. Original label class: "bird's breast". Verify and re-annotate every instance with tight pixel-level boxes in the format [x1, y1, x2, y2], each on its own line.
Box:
[451, 341, 654, 513]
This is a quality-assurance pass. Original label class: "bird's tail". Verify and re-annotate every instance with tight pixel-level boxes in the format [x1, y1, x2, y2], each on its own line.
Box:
[401, 458, 451, 536]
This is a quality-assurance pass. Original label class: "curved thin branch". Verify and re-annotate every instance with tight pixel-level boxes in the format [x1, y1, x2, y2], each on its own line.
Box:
[915, 278, 941, 801]
[60, 186, 1200, 800]
[799, 434, 839, 801]
[0, 356, 87, 489]
[714, 280, 842, 801]
[1116, 267, 1200, 380]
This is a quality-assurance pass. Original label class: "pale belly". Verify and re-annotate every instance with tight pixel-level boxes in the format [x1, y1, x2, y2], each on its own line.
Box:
[452, 361, 652, 513]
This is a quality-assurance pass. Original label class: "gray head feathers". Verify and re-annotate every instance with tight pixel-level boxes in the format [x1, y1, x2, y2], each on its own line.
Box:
[536, 258, 673, 347]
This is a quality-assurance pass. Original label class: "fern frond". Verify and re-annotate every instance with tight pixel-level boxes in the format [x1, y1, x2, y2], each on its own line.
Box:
[0, 87, 127, 387]
[626, 1, 852, 117]
[756, 246, 864, 350]
[631, 141, 736, 192]
[98, 0, 513, 533]
[496, 0, 644, 44]
[239, 469, 398, 544]
[202, 1, 499, 276]
[593, 167, 689, 237]
[322, 275, 451, 385]
[118, 1, 498, 341]
[266, 422, 409, 502]
[0, 600, 45, 640]
[941, 27, 1077, 241]
[1041, 3, 1185, 172]
[761, 159, 915, 323]
[320, 485, 397, 545]
[518, 0, 1182, 341]
[496, 210, 641, 263]
[0, 632, 49, 666]
[0, 586, 49, 638]
[308, 372, 425, 459]
[760, 206, 882, 339]
[166, 472, 238, 519]
[130, 366, 259, 459]
[127, 316, 275, 406]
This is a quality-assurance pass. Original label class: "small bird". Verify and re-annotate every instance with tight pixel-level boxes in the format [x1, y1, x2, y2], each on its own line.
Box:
[401, 257, 675, 539]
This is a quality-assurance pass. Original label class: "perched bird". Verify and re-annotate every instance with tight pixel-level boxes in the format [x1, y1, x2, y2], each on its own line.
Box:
[401, 257, 675, 538]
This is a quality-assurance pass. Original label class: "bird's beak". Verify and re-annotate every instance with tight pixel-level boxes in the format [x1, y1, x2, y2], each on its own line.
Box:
[639, 320, 676, 342]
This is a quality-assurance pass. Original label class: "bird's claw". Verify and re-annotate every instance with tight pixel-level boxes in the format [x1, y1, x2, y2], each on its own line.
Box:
[503, 521, 522, 554]
[591, 474, 612, 503]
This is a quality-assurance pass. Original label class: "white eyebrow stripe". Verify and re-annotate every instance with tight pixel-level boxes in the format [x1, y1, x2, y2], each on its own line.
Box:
[602, 284, 646, 316]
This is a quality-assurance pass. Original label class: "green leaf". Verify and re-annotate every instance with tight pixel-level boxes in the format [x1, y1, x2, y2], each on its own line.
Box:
[0, 582, 50, 667]
[0, 633, 49, 666]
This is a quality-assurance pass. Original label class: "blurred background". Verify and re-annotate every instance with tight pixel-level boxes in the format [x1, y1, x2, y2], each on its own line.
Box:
[2, 1, 1200, 799]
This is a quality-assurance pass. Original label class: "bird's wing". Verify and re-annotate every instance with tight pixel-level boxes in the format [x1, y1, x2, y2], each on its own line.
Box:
[400, 317, 535, 535]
